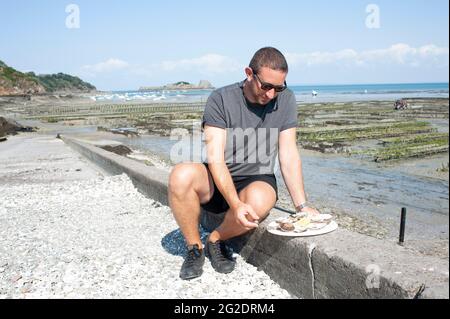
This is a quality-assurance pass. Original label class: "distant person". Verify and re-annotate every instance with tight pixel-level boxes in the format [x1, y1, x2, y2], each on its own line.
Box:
[394, 99, 408, 110]
[168, 47, 319, 280]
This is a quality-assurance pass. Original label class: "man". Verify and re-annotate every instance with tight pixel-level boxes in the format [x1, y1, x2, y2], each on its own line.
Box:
[168, 47, 319, 280]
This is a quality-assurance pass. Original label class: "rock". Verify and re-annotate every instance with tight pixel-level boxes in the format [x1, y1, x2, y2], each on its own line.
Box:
[0, 117, 35, 136]
[21, 283, 33, 294]
[197, 80, 213, 89]
[108, 128, 139, 137]
[99, 144, 132, 156]
[139, 80, 214, 91]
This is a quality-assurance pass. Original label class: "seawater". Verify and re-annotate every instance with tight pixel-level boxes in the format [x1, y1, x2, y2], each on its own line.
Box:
[91, 82, 449, 103]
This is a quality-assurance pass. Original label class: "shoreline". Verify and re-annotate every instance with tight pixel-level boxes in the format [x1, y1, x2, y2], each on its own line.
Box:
[1, 91, 448, 107]
[3, 87, 447, 105]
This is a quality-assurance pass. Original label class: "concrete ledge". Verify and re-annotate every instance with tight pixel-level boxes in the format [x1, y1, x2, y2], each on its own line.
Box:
[62, 136, 449, 299]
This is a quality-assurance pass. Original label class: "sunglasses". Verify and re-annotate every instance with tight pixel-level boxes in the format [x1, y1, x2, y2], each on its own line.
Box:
[253, 73, 287, 92]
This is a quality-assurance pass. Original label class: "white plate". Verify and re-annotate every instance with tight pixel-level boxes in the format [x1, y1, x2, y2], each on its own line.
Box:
[310, 214, 333, 222]
[267, 220, 338, 237]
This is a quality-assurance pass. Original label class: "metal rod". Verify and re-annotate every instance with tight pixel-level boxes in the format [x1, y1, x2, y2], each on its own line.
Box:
[399, 207, 407, 245]
[274, 205, 296, 215]
[274, 205, 322, 215]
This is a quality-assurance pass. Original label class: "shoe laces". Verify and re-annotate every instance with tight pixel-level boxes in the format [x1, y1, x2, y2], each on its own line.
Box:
[185, 244, 202, 265]
[211, 241, 233, 261]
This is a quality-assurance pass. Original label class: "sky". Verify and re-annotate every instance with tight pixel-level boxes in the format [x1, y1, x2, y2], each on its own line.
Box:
[0, 0, 448, 90]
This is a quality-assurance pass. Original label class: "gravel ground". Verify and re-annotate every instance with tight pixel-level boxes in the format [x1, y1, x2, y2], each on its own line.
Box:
[0, 134, 293, 299]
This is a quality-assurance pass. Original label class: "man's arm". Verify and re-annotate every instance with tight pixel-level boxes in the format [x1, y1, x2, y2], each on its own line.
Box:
[278, 127, 319, 214]
[203, 125, 259, 228]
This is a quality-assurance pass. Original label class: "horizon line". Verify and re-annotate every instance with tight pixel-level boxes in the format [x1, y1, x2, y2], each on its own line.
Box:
[104, 81, 449, 92]
[288, 81, 449, 86]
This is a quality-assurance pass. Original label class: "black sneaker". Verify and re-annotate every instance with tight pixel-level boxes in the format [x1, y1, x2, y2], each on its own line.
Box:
[179, 244, 205, 280]
[205, 236, 236, 274]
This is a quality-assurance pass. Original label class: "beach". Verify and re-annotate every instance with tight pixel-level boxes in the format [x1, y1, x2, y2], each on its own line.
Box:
[1, 94, 448, 258]
[1, 92, 449, 298]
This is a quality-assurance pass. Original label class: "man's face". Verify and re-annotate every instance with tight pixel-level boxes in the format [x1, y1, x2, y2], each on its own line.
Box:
[246, 66, 287, 105]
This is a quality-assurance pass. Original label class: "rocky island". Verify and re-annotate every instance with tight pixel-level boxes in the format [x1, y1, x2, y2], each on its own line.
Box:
[139, 80, 214, 91]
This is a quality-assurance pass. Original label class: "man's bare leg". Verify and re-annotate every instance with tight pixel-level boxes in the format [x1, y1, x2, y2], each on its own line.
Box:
[208, 181, 277, 242]
[168, 163, 214, 248]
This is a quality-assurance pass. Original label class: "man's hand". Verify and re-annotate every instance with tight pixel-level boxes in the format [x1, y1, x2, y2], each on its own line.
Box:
[232, 202, 260, 229]
[300, 206, 320, 216]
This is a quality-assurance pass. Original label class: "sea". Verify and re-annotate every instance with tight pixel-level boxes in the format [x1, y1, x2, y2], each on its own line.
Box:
[90, 82, 449, 103]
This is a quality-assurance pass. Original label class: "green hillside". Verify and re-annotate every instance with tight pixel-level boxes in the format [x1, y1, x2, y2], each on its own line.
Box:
[37, 73, 96, 92]
[0, 60, 96, 95]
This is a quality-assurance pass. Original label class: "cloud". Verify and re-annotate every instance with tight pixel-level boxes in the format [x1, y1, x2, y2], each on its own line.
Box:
[286, 44, 449, 68]
[160, 54, 241, 74]
[82, 58, 130, 74]
[78, 54, 242, 84]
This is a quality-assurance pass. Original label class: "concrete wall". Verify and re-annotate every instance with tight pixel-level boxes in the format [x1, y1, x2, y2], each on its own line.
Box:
[62, 136, 449, 299]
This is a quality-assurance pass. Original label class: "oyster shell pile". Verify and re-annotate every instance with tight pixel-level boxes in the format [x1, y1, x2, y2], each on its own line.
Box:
[275, 212, 333, 233]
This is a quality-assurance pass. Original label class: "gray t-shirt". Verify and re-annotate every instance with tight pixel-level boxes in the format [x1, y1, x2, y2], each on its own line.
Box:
[202, 81, 298, 176]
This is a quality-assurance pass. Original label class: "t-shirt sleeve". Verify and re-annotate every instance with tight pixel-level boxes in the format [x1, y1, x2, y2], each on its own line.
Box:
[280, 91, 298, 131]
[202, 91, 227, 129]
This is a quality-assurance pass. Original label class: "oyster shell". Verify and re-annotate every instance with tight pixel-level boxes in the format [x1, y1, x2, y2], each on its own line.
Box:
[307, 222, 328, 230]
[294, 226, 308, 233]
[278, 222, 295, 232]
[295, 217, 311, 228]
[291, 212, 308, 220]
[274, 212, 334, 234]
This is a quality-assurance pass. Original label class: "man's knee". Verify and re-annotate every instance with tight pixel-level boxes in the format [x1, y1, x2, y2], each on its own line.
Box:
[168, 163, 213, 203]
[239, 182, 276, 217]
[168, 163, 196, 194]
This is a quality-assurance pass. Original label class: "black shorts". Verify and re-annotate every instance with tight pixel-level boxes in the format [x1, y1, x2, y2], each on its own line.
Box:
[200, 163, 278, 214]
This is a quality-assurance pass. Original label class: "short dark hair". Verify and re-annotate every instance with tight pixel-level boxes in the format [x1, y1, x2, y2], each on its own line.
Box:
[249, 47, 288, 74]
